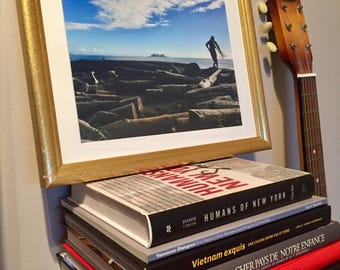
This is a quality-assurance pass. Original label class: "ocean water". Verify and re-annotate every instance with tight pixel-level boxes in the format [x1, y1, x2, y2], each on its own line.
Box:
[70, 54, 234, 70]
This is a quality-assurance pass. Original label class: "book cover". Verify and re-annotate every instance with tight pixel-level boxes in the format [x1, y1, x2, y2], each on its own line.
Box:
[270, 240, 340, 270]
[61, 195, 327, 263]
[210, 221, 340, 270]
[64, 203, 331, 269]
[69, 157, 315, 247]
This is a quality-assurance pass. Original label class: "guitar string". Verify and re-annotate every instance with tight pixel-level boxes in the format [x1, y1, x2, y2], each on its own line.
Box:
[282, 4, 311, 173]
[281, 5, 310, 170]
[296, 5, 326, 195]
[313, 76, 326, 195]
[306, 73, 323, 193]
[282, 4, 310, 170]
[296, 3, 314, 177]
[301, 78, 313, 177]
[306, 78, 321, 194]
[294, 3, 326, 195]
[304, 73, 326, 195]
[312, 77, 326, 195]
[276, 2, 325, 195]
[295, 3, 311, 164]
[294, 4, 314, 187]
[305, 78, 314, 178]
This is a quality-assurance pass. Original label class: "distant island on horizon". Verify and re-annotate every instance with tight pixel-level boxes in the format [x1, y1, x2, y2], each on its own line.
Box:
[149, 53, 167, 57]
[70, 53, 170, 59]
[68, 54, 234, 70]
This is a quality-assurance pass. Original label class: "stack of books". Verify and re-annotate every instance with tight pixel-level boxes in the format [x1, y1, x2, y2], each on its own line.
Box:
[57, 157, 340, 269]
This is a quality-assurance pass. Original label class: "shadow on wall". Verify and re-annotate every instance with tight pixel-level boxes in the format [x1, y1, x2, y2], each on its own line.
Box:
[41, 185, 71, 259]
[270, 52, 300, 170]
[0, 182, 3, 270]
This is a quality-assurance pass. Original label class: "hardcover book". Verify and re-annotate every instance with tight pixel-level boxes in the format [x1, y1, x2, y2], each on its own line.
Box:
[61, 196, 327, 264]
[57, 252, 78, 270]
[211, 221, 340, 270]
[270, 240, 340, 270]
[65, 204, 331, 270]
[63, 237, 119, 270]
[68, 157, 315, 247]
[61, 243, 94, 270]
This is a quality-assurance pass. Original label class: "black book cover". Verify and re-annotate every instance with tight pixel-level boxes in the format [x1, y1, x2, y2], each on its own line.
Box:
[65, 204, 331, 270]
[70, 158, 315, 247]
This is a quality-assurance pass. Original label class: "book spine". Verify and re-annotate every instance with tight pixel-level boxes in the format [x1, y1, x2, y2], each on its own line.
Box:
[270, 240, 340, 270]
[148, 197, 327, 262]
[65, 234, 126, 270]
[146, 205, 331, 269]
[62, 243, 95, 270]
[210, 221, 340, 270]
[149, 175, 314, 246]
[57, 252, 78, 270]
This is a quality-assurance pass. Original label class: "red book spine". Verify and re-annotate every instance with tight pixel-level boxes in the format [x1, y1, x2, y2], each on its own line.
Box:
[62, 243, 95, 270]
[270, 240, 340, 270]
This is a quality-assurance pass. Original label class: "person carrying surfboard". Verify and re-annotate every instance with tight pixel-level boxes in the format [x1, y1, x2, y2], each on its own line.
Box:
[205, 36, 224, 68]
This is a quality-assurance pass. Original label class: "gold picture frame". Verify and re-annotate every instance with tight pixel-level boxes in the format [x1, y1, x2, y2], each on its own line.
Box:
[16, 0, 271, 188]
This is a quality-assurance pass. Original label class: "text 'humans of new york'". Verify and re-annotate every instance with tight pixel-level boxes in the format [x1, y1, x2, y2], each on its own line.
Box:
[143, 165, 269, 197]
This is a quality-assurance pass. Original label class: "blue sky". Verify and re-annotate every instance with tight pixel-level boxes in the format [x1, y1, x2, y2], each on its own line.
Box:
[62, 0, 232, 59]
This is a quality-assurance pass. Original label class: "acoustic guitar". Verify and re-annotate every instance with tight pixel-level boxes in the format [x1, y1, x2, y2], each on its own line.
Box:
[260, 0, 327, 196]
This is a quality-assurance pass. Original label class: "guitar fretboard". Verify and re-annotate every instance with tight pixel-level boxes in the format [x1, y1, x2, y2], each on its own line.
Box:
[298, 76, 327, 196]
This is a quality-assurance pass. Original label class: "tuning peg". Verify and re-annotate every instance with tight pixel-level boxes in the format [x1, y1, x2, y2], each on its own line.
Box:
[266, 41, 278, 53]
[258, 2, 268, 14]
[261, 22, 273, 33]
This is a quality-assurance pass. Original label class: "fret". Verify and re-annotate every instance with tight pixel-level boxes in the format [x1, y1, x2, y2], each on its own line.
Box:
[298, 76, 326, 196]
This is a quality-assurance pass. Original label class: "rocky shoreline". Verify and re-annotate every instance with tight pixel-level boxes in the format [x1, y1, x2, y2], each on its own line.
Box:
[70, 59, 241, 142]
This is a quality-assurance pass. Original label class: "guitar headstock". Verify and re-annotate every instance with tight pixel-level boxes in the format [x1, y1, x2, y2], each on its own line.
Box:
[264, 0, 313, 76]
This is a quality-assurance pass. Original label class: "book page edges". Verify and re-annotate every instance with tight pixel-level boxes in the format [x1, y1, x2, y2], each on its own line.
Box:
[70, 184, 151, 247]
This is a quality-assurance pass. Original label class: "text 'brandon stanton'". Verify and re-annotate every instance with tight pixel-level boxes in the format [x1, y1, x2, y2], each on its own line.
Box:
[204, 191, 287, 222]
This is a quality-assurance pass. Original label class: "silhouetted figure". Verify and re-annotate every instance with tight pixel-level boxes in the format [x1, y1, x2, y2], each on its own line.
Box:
[205, 36, 224, 68]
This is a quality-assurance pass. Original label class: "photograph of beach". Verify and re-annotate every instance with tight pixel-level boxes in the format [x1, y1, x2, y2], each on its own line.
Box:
[61, 0, 242, 142]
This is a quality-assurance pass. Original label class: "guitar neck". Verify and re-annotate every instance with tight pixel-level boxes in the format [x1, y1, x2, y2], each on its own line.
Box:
[297, 75, 327, 196]
[265, 0, 327, 196]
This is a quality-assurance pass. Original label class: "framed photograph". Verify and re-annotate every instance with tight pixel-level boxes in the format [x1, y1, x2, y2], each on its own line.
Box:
[17, 0, 271, 188]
